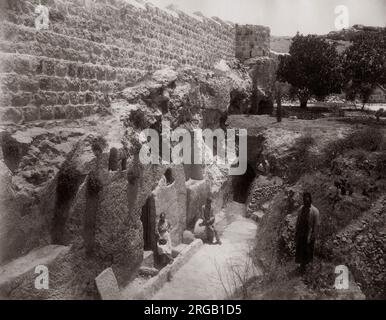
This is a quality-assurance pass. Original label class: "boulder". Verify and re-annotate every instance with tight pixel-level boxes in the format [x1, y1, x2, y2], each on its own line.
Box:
[193, 218, 207, 241]
[95, 268, 121, 300]
[182, 230, 195, 245]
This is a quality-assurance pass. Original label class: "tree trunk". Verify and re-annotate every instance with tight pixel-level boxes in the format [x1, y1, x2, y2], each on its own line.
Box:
[275, 81, 282, 122]
[300, 98, 308, 109]
[277, 103, 282, 122]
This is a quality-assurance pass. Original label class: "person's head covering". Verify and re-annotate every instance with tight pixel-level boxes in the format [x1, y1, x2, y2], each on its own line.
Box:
[303, 192, 312, 206]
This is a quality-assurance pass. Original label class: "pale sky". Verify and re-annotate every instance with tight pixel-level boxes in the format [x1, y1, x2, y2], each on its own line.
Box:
[149, 0, 386, 36]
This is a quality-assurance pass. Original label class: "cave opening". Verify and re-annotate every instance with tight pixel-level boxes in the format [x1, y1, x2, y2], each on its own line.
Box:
[1, 138, 22, 173]
[232, 163, 256, 204]
[164, 168, 174, 185]
[51, 164, 83, 245]
[141, 197, 156, 252]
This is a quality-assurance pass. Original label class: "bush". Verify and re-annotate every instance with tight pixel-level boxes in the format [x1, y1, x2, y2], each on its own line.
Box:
[129, 110, 148, 130]
[91, 136, 107, 156]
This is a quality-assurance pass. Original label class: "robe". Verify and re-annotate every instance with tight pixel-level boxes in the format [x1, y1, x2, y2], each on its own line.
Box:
[295, 204, 320, 265]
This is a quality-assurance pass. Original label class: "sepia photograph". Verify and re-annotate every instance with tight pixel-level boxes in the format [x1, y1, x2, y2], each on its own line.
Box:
[0, 0, 385, 305]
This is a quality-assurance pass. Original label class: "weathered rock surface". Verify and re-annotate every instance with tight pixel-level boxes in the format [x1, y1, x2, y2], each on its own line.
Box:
[182, 230, 195, 245]
[95, 267, 121, 300]
[0, 62, 251, 299]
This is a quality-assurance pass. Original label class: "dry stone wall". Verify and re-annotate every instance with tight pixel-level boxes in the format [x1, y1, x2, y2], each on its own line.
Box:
[235, 24, 270, 62]
[0, 0, 235, 124]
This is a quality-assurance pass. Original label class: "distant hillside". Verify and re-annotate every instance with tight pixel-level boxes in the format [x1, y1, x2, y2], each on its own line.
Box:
[325, 24, 385, 42]
[271, 25, 385, 54]
[270, 36, 292, 53]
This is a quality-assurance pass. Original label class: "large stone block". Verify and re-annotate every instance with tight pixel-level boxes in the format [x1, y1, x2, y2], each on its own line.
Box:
[0, 107, 23, 124]
[95, 267, 121, 300]
[22, 106, 39, 122]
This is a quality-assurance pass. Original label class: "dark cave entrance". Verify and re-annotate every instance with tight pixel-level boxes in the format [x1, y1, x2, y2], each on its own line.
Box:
[232, 163, 256, 204]
[141, 197, 156, 251]
[258, 99, 274, 115]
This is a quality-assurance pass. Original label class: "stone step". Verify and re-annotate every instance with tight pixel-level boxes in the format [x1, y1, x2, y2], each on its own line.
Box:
[142, 251, 154, 268]
[172, 244, 188, 258]
[121, 239, 203, 300]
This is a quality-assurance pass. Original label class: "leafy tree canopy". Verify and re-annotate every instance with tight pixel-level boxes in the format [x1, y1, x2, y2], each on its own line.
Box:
[277, 34, 343, 108]
[342, 29, 386, 106]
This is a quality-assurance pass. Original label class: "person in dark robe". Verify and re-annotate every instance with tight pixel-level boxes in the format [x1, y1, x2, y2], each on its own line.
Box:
[200, 198, 222, 245]
[295, 192, 320, 274]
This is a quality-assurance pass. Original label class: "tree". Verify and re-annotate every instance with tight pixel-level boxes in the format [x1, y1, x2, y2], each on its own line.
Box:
[274, 81, 282, 122]
[342, 29, 386, 109]
[277, 34, 342, 109]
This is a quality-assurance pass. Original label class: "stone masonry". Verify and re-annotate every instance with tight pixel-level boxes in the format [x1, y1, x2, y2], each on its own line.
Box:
[235, 24, 270, 62]
[0, 0, 236, 124]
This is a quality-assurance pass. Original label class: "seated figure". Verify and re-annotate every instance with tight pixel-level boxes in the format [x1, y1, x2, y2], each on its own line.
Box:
[156, 212, 174, 266]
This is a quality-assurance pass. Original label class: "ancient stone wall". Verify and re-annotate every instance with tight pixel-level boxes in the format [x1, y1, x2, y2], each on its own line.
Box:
[0, 0, 235, 124]
[235, 24, 270, 62]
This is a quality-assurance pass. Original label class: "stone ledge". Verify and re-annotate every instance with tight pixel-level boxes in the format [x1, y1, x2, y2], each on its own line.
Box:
[122, 239, 203, 300]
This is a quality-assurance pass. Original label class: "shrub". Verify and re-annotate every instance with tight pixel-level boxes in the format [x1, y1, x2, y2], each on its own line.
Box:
[129, 109, 148, 130]
[91, 136, 107, 156]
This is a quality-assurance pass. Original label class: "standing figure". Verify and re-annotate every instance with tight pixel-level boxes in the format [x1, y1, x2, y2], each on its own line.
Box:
[200, 198, 222, 245]
[295, 192, 320, 274]
[156, 213, 173, 265]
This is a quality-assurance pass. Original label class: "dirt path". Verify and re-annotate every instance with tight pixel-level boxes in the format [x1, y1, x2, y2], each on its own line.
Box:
[152, 202, 260, 300]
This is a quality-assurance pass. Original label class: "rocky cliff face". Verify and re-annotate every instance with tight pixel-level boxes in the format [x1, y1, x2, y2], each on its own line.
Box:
[0, 61, 252, 299]
[0, 0, 236, 124]
[232, 116, 386, 299]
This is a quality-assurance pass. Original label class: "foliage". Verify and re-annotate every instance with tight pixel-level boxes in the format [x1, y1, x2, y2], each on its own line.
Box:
[129, 109, 148, 130]
[277, 34, 342, 108]
[91, 136, 108, 156]
[342, 29, 386, 107]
